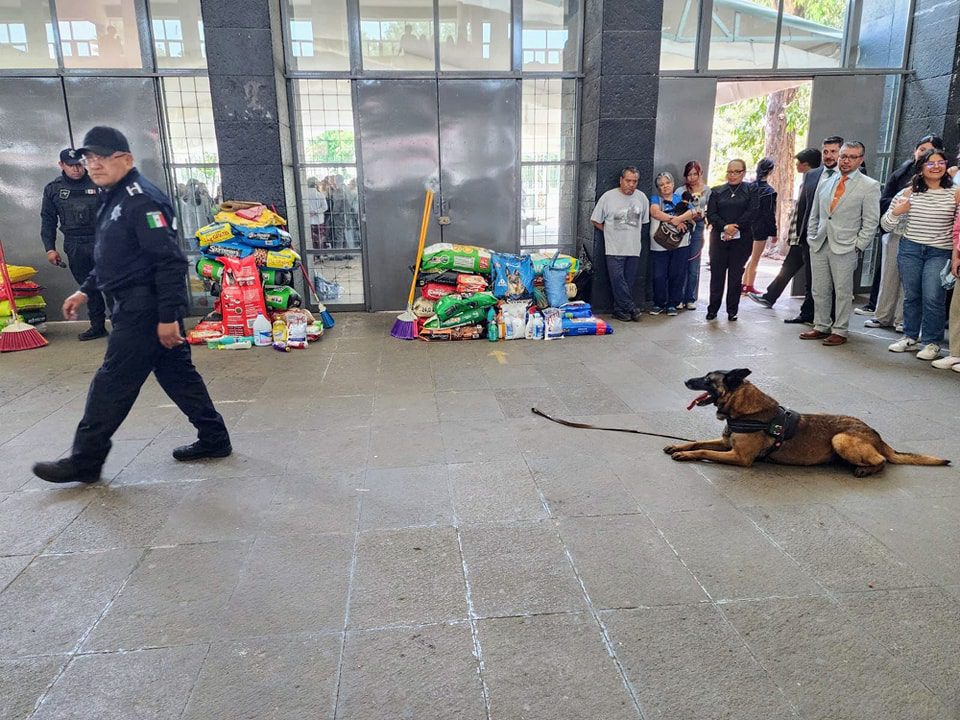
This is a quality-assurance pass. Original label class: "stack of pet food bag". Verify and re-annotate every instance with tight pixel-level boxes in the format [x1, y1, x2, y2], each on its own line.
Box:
[0, 263, 47, 333]
[188, 201, 325, 350]
[412, 243, 610, 341]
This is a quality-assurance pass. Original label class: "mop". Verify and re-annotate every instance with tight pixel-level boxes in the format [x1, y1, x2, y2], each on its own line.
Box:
[391, 188, 434, 340]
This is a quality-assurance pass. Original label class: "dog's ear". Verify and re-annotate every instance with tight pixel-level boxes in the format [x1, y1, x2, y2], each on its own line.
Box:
[724, 368, 752, 389]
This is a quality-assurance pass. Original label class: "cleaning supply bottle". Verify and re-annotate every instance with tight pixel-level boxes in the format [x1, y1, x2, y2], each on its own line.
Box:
[272, 317, 287, 346]
[252, 313, 272, 346]
[525, 310, 544, 340]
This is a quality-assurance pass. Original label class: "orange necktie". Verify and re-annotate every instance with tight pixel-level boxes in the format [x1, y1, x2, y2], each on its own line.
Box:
[829, 175, 848, 213]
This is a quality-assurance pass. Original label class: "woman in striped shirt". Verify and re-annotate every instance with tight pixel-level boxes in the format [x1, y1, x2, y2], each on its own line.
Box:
[881, 149, 960, 360]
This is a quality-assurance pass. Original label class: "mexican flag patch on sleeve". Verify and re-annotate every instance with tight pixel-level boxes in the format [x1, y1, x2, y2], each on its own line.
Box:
[146, 211, 168, 229]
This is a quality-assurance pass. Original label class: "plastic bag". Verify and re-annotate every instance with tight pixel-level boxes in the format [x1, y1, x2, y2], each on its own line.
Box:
[542, 253, 569, 308]
[490, 253, 535, 300]
[543, 307, 563, 340]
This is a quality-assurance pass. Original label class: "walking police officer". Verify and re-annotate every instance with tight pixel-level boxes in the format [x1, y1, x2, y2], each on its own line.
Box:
[32, 127, 232, 485]
[40, 148, 109, 340]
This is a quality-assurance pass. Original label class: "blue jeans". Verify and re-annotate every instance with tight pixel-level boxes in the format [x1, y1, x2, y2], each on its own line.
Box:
[606, 254, 640, 315]
[897, 238, 951, 344]
[651, 246, 692, 309]
[684, 221, 704, 304]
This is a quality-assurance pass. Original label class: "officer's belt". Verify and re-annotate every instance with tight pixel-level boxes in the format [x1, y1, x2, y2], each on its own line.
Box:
[111, 284, 156, 300]
[62, 232, 96, 240]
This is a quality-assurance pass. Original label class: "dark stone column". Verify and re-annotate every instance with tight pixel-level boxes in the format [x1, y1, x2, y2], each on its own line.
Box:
[200, 0, 297, 221]
[578, 0, 663, 312]
[894, 0, 960, 160]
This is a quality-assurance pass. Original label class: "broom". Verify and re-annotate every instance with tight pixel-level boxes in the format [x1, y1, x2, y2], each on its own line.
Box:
[391, 188, 434, 340]
[0, 237, 48, 353]
[297, 262, 335, 329]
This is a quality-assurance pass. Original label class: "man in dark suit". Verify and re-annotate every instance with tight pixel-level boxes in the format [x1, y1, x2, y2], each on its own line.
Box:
[748, 136, 843, 322]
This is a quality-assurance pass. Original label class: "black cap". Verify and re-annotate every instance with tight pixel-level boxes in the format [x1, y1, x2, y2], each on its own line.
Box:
[77, 126, 131, 157]
[59, 148, 82, 165]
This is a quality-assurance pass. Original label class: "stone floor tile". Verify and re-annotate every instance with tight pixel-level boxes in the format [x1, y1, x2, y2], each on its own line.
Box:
[525, 454, 639, 517]
[837, 587, 960, 708]
[448, 460, 548, 524]
[368, 421, 445, 468]
[0, 488, 93, 556]
[337, 623, 485, 720]
[559, 515, 708, 608]
[603, 605, 798, 719]
[744, 503, 932, 592]
[32, 645, 207, 720]
[224, 533, 353, 637]
[721, 596, 954, 720]
[0, 549, 140, 657]
[648, 504, 825, 601]
[349, 526, 467, 628]
[440, 418, 521, 464]
[82, 542, 251, 651]
[479, 613, 639, 720]
[0, 656, 68, 720]
[437, 390, 505, 421]
[371, 391, 439, 425]
[44, 483, 192, 553]
[359, 465, 453, 530]
[183, 633, 341, 720]
[459, 521, 586, 617]
[0, 554, 31, 592]
[258, 473, 361, 537]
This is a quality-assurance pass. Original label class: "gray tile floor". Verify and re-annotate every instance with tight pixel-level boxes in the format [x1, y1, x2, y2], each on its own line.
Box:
[1, 282, 959, 719]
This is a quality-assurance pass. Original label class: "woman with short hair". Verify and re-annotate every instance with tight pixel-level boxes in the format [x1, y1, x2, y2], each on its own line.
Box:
[883, 148, 960, 360]
[705, 159, 758, 321]
[649, 171, 696, 315]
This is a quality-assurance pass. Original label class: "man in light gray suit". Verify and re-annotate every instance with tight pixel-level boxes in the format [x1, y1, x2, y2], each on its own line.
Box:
[800, 141, 881, 346]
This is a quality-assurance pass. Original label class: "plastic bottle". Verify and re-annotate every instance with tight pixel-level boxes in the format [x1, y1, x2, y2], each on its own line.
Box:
[272, 317, 287, 345]
[525, 311, 544, 340]
[252, 313, 272, 346]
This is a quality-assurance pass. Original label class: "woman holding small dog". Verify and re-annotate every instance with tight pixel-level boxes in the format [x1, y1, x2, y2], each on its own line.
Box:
[705, 159, 758, 321]
[649, 171, 697, 315]
[882, 148, 960, 362]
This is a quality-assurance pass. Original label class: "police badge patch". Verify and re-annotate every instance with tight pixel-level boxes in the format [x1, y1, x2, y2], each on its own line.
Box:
[59, 189, 70, 199]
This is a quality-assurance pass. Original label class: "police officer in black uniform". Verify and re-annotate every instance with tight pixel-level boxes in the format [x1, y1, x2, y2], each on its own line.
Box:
[32, 127, 232, 485]
[40, 148, 109, 340]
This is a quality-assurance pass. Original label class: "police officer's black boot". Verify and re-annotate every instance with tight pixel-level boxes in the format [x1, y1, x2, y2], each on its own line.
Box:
[32, 458, 101, 484]
[78, 325, 108, 341]
[172, 441, 233, 461]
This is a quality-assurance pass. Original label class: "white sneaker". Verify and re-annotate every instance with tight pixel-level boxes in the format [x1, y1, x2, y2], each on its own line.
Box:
[894, 322, 904, 333]
[916, 343, 941, 361]
[888, 337, 918, 352]
[931, 355, 960, 369]
[863, 319, 889, 328]
[854, 307, 875, 316]
[953, 363, 960, 373]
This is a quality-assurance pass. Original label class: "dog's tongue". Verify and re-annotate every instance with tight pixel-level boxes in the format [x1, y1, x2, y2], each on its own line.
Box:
[687, 392, 710, 411]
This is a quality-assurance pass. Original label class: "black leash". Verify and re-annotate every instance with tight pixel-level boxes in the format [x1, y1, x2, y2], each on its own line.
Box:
[531, 407, 693, 443]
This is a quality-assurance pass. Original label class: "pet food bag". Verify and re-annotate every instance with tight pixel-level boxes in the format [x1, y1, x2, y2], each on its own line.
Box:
[219, 255, 268, 336]
[203, 240, 255, 259]
[559, 301, 593, 319]
[529, 252, 579, 280]
[214, 206, 286, 228]
[422, 306, 489, 328]
[420, 243, 493, 275]
[412, 296, 436, 318]
[1, 264, 38, 284]
[233, 224, 293, 249]
[417, 270, 460, 287]
[419, 324, 484, 341]
[264, 285, 303, 310]
[195, 222, 235, 247]
[456, 274, 488, 294]
[0, 295, 45, 315]
[259, 268, 293, 287]
[434, 292, 497, 321]
[562, 317, 614, 336]
[542, 256, 569, 308]
[196, 257, 225, 281]
[421, 282, 457, 301]
[490, 253, 535, 300]
[543, 307, 564, 340]
[254, 248, 299, 269]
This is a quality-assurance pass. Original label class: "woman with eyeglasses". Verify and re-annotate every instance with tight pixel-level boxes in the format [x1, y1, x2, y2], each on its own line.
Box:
[649, 171, 697, 315]
[681, 161, 710, 309]
[705, 159, 758, 320]
[882, 148, 960, 362]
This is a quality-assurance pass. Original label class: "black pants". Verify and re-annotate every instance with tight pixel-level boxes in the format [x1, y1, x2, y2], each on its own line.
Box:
[763, 242, 814, 320]
[71, 287, 229, 472]
[64, 236, 107, 329]
[708, 235, 752, 316]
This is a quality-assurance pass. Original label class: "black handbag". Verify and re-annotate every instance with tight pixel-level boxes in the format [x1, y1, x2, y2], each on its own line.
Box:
[653, 220, 684, 250]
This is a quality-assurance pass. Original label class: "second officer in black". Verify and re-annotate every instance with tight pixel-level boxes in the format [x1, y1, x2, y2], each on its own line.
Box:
[32, 126, 232, 485]
[40, 148, 109, 340]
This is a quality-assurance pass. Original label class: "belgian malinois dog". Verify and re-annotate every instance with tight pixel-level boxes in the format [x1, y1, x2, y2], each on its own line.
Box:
[664, 368, 950, 476]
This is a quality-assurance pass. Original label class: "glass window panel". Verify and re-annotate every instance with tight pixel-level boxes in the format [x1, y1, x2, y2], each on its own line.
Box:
[309, 251, 365, 305]
[54, 0, 142, 69]
[520, 164, 576, 251]
[438, 0, 511, 71]
[162, 77, 219, 165]
[777, 0, 844, 68]
[0, 2, 56, 69]
[359, 0, 435, 71]
[661, 0, 701, 71]
[294, 79, 356, 164]
[521, 79, 577, 163]
[522, 0, 579, 72]
[708, 0, 777, 70]
[284, 0, 350, 71]
[855, 0, 910, 68]
[149, 0, 205, 68]
[172, 166, 221, 251]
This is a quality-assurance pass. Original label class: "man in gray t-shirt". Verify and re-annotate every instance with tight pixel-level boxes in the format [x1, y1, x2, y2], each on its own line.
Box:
[591, 166, 650, 321]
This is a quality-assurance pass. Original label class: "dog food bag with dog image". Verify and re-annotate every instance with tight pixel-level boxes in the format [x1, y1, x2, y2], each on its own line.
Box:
[490, 253, 535, 301]
[420, 243, 493, 275]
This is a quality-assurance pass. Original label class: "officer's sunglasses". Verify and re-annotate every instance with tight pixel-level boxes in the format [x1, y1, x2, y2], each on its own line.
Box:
[80, 151, 130, 166]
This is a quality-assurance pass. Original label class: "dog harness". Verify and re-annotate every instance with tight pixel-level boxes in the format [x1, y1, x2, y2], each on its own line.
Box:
[725, 405, 801, 457]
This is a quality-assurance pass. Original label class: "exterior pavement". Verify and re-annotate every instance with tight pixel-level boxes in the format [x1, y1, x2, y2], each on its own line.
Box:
[1, 285, 958, 719]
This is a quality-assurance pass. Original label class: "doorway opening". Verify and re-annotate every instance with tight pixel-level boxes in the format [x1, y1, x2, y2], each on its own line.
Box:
[708, 79, 812, 290]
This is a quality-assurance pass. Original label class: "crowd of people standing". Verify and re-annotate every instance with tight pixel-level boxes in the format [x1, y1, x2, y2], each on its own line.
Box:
[590, 134, 960, 372]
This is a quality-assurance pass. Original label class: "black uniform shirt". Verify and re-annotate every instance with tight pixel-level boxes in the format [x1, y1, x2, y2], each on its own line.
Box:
[707, 182, 759, 241]
[40, 172, 100, 251]
[79, 167, 188, 324]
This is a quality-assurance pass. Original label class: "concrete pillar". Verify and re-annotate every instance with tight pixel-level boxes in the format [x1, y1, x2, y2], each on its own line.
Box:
[199, 0, 297, 222]
[578, 0, 663, 312]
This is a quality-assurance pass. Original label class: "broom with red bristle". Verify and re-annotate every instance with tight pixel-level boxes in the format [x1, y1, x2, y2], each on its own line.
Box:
[0, 236, 48, 353]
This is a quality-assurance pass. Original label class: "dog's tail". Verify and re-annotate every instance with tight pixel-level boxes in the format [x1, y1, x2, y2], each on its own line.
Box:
[880, 443, 950, 466]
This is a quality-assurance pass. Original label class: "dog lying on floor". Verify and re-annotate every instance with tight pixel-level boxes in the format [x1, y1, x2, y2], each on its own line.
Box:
[664, 368, 950, 476]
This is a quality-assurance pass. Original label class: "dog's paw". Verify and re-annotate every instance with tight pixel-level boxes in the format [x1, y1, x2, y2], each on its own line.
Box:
[670, 451, 695, 462]
[663, 445, 680, 455]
